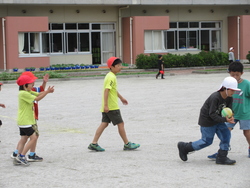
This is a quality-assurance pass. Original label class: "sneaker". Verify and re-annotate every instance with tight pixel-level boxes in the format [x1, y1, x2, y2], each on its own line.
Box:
[16, 155, 30, 166]
[27, 154, 43, 162]
[13, 158, 22, 165]
[123, 142, 140, 150]
[88, 143, 105, 151]
[207, 152, 218, 160]
[10, 152, 17, 159]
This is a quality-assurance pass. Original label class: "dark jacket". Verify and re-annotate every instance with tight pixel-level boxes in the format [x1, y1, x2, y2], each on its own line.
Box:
[198, 91, 233, 127]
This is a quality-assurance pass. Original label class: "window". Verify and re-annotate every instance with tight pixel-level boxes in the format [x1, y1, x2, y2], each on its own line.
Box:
[19, 32, 42, 55]
[78, 33, 90, 52]
[144, 30, 165, 52]
[165, 21, 221, 52]
[19, 22, 115, 60]
[164, 31, 176, 50]
[51, 33, 63, 53]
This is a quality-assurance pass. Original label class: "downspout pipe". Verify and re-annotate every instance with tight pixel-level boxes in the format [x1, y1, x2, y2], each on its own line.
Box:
[2, 18, 6, 71]
[130, 17, 133, 66]
[118, 5, 129, 61]
[237, 16, 240, 60]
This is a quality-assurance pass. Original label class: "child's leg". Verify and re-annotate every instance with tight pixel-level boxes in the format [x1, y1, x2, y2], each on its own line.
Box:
[156, 70, 161, 78]
[92, 122, 108, 144]
[16, 136, 29, 154]
[29, 124, 39, 153]
[29, 137, 38, 153]
[243, 130, 250, 146]
[20, 133, 38, 155]
[191, 126, 216, 150]
[216, 123, 236, 164]
[217, 124, 231, 150]
[117, 122, 129, 144]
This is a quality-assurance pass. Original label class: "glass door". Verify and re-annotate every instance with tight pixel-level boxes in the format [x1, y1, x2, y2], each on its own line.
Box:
[101, 31, 115, 64]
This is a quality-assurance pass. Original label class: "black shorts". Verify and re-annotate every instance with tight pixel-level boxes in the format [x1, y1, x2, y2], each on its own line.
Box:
[102, 110, 123, 126]
[19, 127, 35, 136]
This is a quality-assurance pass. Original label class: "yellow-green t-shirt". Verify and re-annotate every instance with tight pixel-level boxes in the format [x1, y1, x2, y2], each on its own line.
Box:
[17, 90, 38, 126]
[101, 72, 119, 112]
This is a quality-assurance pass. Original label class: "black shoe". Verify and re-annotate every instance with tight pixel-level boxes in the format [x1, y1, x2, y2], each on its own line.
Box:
[216, 149, 236, 165]
[11, 152, 17, 159]
[216, 157, 236, 165]
[27, 154, 43, 162]
[178, 142, 188, 161]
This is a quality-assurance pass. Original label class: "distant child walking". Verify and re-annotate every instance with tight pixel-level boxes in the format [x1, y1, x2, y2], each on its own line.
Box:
[178, 77, 240, 165]
[208, 61, 250, 159]
[156, 55, 165, 79]
[88, 57, 140, 151]
[14, 75, 54, 166]
[229, 47, 235, 63]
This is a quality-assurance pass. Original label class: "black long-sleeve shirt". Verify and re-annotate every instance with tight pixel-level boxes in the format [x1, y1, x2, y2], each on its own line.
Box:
[198, 91, 233, 127]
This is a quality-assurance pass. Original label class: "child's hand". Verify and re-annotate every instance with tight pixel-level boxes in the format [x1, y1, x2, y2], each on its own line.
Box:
[226, 116, 235, 124]
[47, 86, 54, 93]
[43, 74, 50, 83]
[0, 104, 5, 108]
[104, 106, 109, 113]
[120, 98, 128, 105]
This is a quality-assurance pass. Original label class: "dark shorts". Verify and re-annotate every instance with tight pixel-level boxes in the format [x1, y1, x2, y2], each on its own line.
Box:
[102, 109, 123, 126]
[19, 126, 35, 136]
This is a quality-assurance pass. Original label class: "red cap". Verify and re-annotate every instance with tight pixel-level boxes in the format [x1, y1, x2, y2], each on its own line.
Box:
[21, 71, 38, 80]
[107, 57, 119, 68]
[17, 75, 35, 86]
[0, 83, 2, 85]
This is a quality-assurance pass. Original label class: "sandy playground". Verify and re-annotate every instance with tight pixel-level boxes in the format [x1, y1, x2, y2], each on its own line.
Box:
[0, 71, 250, 188]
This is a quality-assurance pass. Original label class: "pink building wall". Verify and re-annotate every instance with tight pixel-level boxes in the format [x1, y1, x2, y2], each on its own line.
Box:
[122, 16, 169, 65]
[2, 16, 49, 70]
[239, 15, 250, 61]
[228, 15, 250, 61]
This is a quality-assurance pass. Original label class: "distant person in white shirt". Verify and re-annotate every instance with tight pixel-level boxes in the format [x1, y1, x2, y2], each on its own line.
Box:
[229, 47, 235, 63]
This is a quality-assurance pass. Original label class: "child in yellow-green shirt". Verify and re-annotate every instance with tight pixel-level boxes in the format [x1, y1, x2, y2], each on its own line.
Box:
[88, 57, 140, 151]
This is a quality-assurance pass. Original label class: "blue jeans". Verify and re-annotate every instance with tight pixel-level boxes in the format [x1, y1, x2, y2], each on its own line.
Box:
[192, 123, 231, 151]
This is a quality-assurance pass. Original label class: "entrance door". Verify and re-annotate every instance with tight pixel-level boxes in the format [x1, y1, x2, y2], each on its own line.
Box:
[102, 31, 115, 65]
[91, 31, 116, 64]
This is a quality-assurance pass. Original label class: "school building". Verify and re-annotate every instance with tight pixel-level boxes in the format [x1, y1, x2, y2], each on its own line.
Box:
[0, 1, 250, 71]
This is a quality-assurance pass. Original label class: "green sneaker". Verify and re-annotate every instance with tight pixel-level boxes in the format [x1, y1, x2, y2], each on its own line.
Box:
[123, 142, 140, 150]
[88, 143, 105, 152]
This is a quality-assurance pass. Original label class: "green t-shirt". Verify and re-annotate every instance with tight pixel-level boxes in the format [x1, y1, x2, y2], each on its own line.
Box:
[232, 79, 250, 120]
[17, 90, 38, 126]
[101, 72, 119, 112]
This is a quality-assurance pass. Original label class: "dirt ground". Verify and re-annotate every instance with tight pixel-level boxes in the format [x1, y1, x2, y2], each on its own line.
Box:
[0, 70, 250, 188]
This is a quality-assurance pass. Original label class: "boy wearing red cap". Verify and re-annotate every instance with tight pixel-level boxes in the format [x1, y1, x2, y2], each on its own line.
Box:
[14, 75, 54, 165]
[88, 57, 140, 151]
[11, 72, 49, 161]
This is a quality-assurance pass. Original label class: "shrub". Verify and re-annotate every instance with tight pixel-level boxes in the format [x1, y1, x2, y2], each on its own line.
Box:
[135, 51, 229, 69]
[246, 51, 250, 63]
[44, 71, 67, 78]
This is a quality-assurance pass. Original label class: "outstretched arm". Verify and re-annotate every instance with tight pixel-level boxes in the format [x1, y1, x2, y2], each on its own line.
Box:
[41, 73, 49, 90]
[34, 86, 54, 102]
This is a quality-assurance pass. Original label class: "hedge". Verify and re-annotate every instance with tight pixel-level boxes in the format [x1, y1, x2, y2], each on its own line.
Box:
[135, 51, 229, 69]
